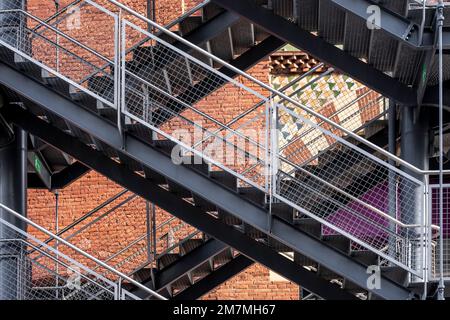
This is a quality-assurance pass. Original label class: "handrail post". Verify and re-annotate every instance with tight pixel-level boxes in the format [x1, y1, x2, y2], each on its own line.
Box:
[115, 9, 125, 148]
[437, 0, 446, 300]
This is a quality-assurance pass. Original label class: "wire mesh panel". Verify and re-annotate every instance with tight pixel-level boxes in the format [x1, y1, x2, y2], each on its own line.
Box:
[429, 184, 450, 280]
[121, 19, 269, 191]
[0, 0, 118, 107]
[274, 104, 426, 276]
[0, 217, 120, 300]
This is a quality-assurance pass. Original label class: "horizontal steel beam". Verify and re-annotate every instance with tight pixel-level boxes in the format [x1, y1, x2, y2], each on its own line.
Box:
[0, 62, 412, 299]
[173, 254, 254, 300]
[212, 0, 417, 105]
[2, 107, 357, 301]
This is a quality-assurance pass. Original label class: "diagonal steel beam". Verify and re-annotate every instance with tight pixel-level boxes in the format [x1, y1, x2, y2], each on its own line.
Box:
[173, 254, 254, 300]
[2, 107, 358, 301]
[328, 0, 420, 46]
[174, 11, 241, 53]
[0, 62, 412, 299]
[132, 239, 230, 298]
[51, 161, 90, 190]
[212, 0, 417, 105]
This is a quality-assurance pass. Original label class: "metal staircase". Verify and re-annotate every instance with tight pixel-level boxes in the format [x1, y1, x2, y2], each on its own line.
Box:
[212, 0, 448, 106]
[0, 0, 442, 299]
[0, 202, 162, 300]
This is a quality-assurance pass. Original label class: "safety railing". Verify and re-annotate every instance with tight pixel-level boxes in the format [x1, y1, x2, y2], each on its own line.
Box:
[0, 202, 165, 300]
[26, 187, 203, 286]
[428, 184, 450, 280]
[0, 0, 439, 281]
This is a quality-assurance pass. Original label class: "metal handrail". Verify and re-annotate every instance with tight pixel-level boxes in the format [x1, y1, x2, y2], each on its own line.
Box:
[192, 63, 327, 151]
[7, 238, 114, 295]
[240, 91, 385, 178]
[78, 0, 210, 85]
[99, 0, 447, 176]
[0, 202, 167, 300]
[0, 8, 114, 65]
[32, 189, 129, 253]
[4, 0, 439, 176]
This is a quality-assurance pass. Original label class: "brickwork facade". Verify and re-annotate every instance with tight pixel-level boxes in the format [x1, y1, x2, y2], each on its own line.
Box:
[26, 0, 299, 300]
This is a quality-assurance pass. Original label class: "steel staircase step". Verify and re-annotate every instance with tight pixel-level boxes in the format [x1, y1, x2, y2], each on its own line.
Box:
[143, 166, 167, 185]
[244, 223, 266, 240]
[209, 170, 238, 190]
[349, 249, 379, 266]
[167, 179, 193, 198]
[164, 57, 195, 95]
[209, 30, 234, 63]
[268, 237, 292, 252]
[363, 120, 388, 140]
[0, 44, 15, 63]
[68, 90, 99, 113]
[229, 20, 254, 56]
[179, 16, 203, 36]
[383, 0, 409, 16]
[180, 238, 205, 255]
[343, 13, 370, 59]
[317, 264, 341, 281]
[271, 202, 294, 223]
[342, 279, 366, 295]
[217, 209, 243, 226]
[41, 69, 71, 97]
[295, 0, 319, 31]
[118, 151, 143, 172]
[213, 248, 234, 267]
[153, 139, 177, 154]
[171, 274, 193, 292]
[294, 251, 318, 268]
[191, 260, 213, 279]
[158, 253, 181, 270]
[294, 217, 322, 238]
[381, 266, 409, 287]
[202, 2, 224, 21]
[133, 267, 155, 284]
[368, 30, 398, 72]
[272, 0, 295, 20]
[237, 186, 266, 206]
[321, 234, 351, 253]
[192, 194, 217, 211]
[393, 45, 424, 85]
[318, 0, 346, 45]
[13, 53, 42, 79]
[126, 122, 154, 143]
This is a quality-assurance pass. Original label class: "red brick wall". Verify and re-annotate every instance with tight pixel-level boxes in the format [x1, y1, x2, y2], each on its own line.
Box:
[25, 0, 299, 300]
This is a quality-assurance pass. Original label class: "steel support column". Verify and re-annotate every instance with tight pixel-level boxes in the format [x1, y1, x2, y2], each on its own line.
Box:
[0, 0, 27, 300]
[400, 106, 429, 282]
[0, 126, 27, 299]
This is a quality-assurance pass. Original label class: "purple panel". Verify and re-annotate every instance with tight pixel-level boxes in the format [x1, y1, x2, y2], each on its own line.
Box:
[323, 182, 390, 243]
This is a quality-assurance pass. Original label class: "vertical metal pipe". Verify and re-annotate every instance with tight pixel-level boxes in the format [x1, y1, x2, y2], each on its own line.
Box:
[147, 0, 156, 31]
[400, 106, 429, 283]
[0, 126, 28, 299]
[54, 1, 60, 72]
[388, 100, 397, 262]
[437, 0, 446, 301]
[145, 201, 151, 263]
[54, 190, 60, 299]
